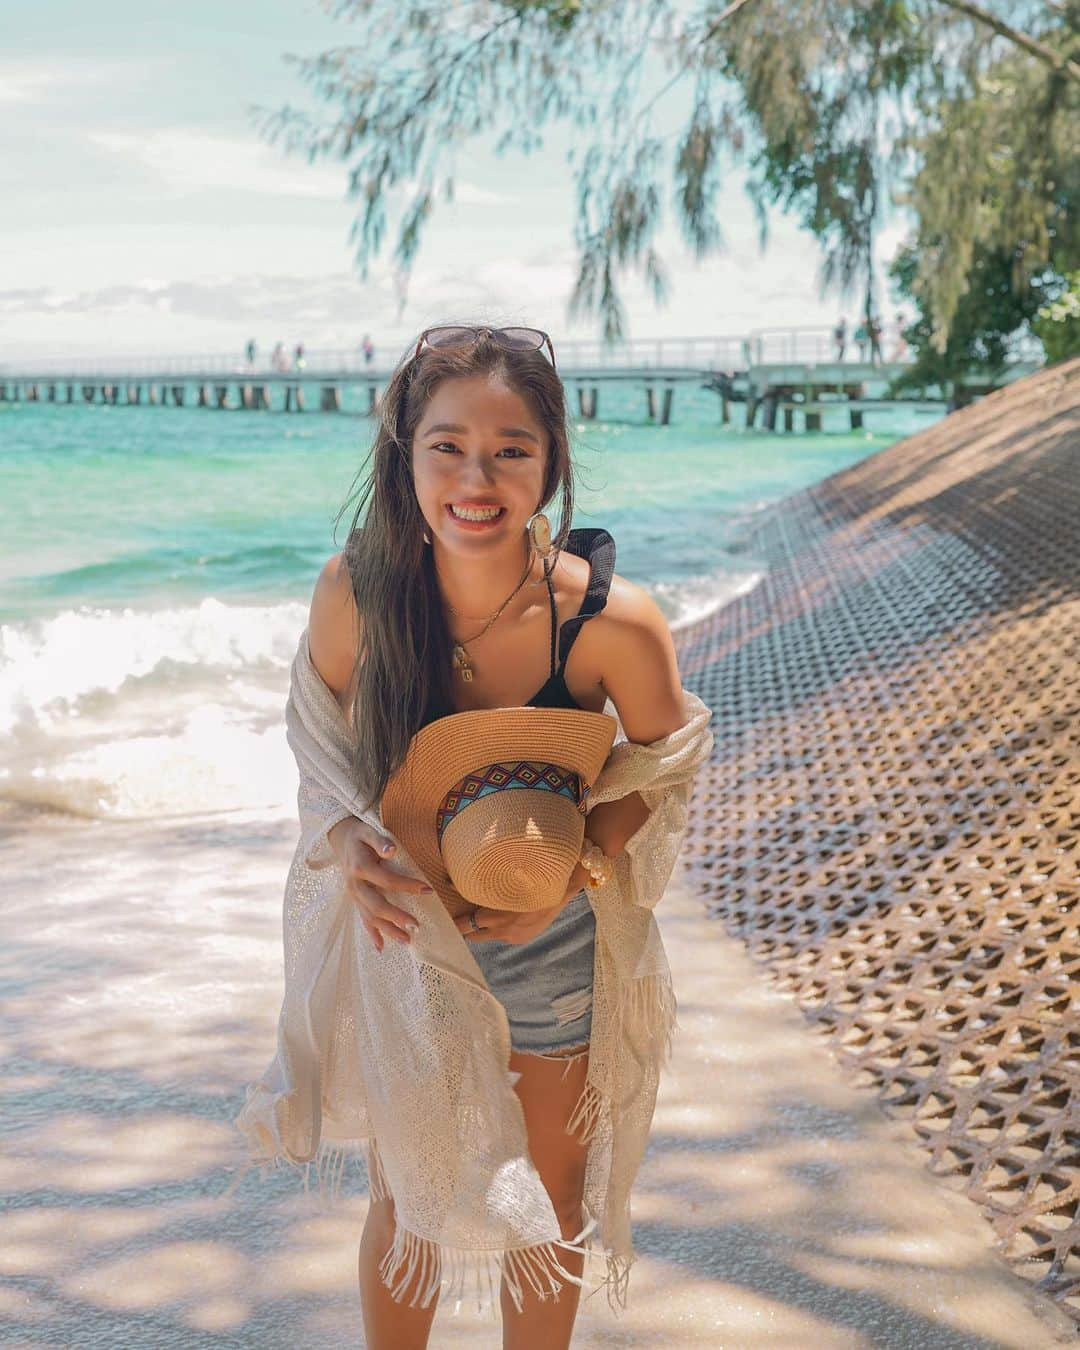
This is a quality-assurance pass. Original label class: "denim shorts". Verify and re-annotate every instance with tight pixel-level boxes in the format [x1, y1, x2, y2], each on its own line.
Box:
[470, 889, 595, 1057]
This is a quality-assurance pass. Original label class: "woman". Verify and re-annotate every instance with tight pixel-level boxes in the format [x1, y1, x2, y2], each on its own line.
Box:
[239, 324, 712, 1348]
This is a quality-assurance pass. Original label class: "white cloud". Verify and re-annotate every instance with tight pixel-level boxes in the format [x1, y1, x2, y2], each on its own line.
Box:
[83, 126, 509, 207]
[0, 57, 161, 105]
[86, 127, 347, 200]
[0, 66, 56, 104]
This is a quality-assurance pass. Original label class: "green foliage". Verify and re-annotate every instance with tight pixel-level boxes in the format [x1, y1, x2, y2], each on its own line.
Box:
[898, 33, 1079, 353]
[264, 1, 1079, 346]
[505, 0, 582, 31]
[890, 242, 1054, 389]
[1032, 271, 1080, 362]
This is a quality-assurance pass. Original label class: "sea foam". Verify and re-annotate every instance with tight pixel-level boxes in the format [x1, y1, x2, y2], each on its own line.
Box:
[0, 598, 307, 820]
[0, 596, 307, 733]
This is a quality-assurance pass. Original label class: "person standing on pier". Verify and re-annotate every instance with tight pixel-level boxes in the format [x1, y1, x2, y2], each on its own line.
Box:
[890, 313, 910, 362]
[245, 338, 257, 368]
[294, 342, 306, 372]
[362, 333, 375, 367]
[868, 314, 883, 367]
[833, 318, 847, 362]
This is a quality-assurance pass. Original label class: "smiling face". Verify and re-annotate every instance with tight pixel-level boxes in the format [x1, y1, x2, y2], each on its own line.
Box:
[411, 373, 550, 553]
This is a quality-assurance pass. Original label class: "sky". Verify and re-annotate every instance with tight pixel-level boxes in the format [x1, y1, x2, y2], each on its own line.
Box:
[1, 1, 909, 362]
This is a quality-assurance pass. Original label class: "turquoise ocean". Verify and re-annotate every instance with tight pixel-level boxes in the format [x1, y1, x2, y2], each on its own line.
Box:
[0, 381, 943, 823]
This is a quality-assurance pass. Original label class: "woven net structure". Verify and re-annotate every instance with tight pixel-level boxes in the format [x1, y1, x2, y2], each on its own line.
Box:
[674, 359, 1080, 1323]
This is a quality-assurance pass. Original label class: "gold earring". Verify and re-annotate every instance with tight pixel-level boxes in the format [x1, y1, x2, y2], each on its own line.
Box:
[527, 512, 554, 559]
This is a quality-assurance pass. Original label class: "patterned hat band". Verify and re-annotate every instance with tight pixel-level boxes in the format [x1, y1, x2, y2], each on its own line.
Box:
[436, 760, 587, 844]
[379, 705, 617, 916]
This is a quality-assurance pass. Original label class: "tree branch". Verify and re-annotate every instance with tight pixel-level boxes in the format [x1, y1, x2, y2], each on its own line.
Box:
[936, 0, 1080, 83]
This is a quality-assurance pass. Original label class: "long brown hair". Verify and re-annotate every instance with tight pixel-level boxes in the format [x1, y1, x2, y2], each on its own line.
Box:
[334, 328, 576, 811]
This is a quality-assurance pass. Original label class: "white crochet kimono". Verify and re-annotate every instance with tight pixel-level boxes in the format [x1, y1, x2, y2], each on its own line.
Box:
[235, 628, 714, 1315]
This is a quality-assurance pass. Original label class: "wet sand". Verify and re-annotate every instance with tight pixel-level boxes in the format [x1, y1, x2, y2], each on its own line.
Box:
[1, 802, 1073, 1347]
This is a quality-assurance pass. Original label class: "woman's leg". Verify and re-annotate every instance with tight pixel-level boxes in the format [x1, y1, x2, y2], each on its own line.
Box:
[500, 1042, 592, 1350]
[358, 1190, 441, 1350]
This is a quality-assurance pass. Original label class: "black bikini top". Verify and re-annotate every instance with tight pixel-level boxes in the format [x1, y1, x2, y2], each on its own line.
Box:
[524, 527, 615, 711]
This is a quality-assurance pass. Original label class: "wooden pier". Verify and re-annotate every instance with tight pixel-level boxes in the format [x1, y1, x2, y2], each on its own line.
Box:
[0, 330, 1042, 430]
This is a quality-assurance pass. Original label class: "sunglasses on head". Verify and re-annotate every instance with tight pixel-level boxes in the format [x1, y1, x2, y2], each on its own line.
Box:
[413, 325, 557, 371]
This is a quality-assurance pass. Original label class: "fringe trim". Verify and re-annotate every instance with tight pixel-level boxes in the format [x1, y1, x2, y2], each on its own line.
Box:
[591, 1248, 635, 1315]
[224, 1137, 378, 1209]
[566, 970, 679, 1147]
[377, 1212, 621, 1318]
[224, 1151, 637, 1316]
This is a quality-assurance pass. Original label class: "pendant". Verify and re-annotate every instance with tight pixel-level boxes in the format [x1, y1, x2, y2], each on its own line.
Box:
[452, 644, 474, 682]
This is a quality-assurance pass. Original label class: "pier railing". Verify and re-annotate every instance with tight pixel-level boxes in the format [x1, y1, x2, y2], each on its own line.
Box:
[1, 326, 1044, 379]
[1, 335, 748, 379]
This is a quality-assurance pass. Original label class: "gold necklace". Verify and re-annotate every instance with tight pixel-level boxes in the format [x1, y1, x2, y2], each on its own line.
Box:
[445, 553, 535, 682]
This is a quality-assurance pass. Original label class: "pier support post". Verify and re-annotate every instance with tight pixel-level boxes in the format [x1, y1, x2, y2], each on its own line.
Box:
[720, 395, 730, 425]
[284, 383, 305, 412]
[197, 385, 209, 408]
[320, 385, 341, 412]
[82, 385, 96, 403]
[367, 385, 379, 414]
[252, 384, 269, 411]
[576, 387, 598, 419]
[646, 386, 657, 421]
[240, 384, 254, 410]
[171, 385, 185, 406]
[660, 387, 673, 426]
[66, 384, 74, 403]
[849, 408, 863, 430]
[148, 385, 159, 404]
[0, 384, 6, 402]
[127, 385, 141, 405]
[27, 384, 39, 402]
[762, 395, 777, 431]
[805, 410, 822, 432]
[783, 406, 794, 432]
[47, 383, 57, 402]
[214, 385, 229, 409]
[745, 395, 758, 428]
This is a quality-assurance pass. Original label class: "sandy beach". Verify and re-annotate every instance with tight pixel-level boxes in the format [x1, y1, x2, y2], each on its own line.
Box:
[1, 804, 1074, 1346]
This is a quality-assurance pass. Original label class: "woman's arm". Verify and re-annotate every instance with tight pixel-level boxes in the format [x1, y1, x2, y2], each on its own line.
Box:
[305, 554, 426, 948]
[308, 551, 362, 715]
[586, 581, 686, 855]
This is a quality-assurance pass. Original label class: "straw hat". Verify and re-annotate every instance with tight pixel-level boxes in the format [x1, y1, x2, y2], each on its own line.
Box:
[380, 707, 618, 918]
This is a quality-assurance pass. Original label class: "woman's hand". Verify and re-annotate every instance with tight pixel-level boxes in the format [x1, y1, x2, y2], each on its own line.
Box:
[327, 817, 432, 952]
[454, 861, 592, 946]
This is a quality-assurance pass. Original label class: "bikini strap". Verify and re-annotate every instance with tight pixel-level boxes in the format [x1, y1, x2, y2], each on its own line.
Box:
[555, 528, 615, 674]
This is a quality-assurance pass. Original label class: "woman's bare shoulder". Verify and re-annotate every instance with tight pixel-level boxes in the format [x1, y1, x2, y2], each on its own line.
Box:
[308, 552, 362, 703]
[576, 567, 675, 674]
[602, 570, 671, 634]
[592, 570, 685, 741]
